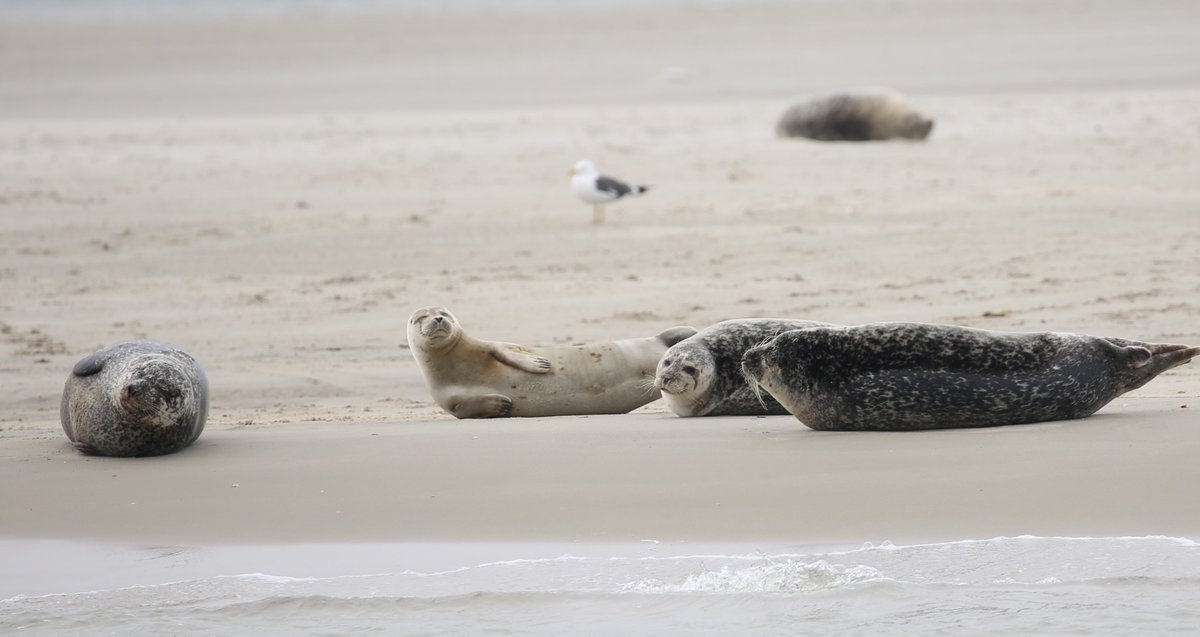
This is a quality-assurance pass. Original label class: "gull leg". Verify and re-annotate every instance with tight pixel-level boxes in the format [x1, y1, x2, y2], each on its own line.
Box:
[592, 204, 605, 225]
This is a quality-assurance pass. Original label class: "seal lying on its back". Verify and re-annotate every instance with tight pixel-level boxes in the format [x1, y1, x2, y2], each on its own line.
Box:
[776, 92, 934, 141]
[741, 322, 1200, 431]
[655, 318, 835, 417]
[408, 307, 697, 418]
[60, 340, 209, 456]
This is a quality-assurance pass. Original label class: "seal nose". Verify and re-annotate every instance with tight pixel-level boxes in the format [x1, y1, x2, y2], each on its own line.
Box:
[433, 316, 445, 325]
[122, 379, 146, 400]
[741, 349, 763, 380]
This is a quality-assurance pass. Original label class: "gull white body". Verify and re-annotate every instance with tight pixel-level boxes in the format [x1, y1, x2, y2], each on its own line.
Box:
[569, 159, 650, 224]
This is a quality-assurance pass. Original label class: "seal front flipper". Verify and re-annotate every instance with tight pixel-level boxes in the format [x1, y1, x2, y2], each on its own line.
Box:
[491, 345, 553, 374]
[70, 441, 102, 455]
[450, 394, 514, 419]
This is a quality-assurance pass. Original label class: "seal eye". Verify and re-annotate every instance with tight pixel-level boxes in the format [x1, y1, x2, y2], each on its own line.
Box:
[413, 316, 426, 325]
[682, 365, 697, 377]
[662, 358, 672, 367]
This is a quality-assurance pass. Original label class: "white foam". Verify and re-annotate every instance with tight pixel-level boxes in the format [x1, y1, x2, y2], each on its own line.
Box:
[624, 559, 887, 594]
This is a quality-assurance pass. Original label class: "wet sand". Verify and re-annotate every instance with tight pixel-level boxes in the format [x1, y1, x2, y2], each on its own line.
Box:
[3, 398, 1198, 546]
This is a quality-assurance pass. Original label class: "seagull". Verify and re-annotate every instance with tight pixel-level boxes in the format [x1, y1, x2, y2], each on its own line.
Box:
[569, 159, 650, 225]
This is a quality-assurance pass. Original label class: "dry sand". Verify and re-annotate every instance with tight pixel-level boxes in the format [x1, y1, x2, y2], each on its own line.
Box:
[1, 0, 1199, 547]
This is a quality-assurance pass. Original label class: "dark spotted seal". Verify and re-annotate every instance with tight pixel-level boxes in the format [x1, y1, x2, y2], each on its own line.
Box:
[655, 318, 835, 417]
[740, 322, 1199, 431]
[408, 306, 696, 418]
[60, 340, 209, 456]
[776, 92, 934, 141]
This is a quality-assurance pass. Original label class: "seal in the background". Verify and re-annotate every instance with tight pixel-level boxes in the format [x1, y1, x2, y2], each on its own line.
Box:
[655, 318, 835, 417]
[407, 306, 696, 418]
[741, 322, 1200, 430]
[60, 340, 209, 456]
[776, 92, 934, 141]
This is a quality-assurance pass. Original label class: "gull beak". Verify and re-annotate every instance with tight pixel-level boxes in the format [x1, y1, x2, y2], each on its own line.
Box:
[568, 168, 576, 176]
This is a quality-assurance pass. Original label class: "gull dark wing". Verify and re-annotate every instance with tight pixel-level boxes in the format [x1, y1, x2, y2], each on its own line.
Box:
[594, 175, 633, 198]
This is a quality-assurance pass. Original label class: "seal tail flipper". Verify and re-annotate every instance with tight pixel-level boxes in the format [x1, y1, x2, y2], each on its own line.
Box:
[1115, 340, 1200, 392]
[656, 326, 698, 347]
[1146, 344, 1200, 369]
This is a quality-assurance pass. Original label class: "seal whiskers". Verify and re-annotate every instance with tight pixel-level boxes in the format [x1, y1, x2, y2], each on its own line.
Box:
[741, 366, 769, 410]
[740, 347, 771, 410]
[636, 373, 661, 396]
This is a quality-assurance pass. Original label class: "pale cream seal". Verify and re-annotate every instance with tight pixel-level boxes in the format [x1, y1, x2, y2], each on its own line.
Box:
[408, 306, 696, 418]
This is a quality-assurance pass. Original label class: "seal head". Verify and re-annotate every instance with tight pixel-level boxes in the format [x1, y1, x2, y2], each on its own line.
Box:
[408, 306, 461, 351]
[655, 318, 835, 417]
[655, 341, 717, 413]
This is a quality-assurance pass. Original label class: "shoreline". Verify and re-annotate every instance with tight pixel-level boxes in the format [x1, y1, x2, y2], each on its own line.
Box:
[7, 533, 1198, 601]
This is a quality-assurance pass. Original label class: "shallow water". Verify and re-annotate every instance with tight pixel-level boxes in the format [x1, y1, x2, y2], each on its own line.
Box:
[4, 536, 1198, 635]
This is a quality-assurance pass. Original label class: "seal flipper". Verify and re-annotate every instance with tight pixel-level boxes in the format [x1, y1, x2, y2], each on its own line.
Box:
[1110, 339, 1200, 393]
[656, 326, 699, 347]
[450, 394, 514, 419]
[71, 441, 102, 455]
[492, 345, 553, 374]
[1142, 343, 1200, 371]
[71, 351, 109, 377]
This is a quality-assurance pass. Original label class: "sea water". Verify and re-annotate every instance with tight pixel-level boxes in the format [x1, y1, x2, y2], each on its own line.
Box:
[3, 536, 1198, 635]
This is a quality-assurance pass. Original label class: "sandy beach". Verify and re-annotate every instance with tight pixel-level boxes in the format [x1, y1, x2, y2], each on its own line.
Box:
[3, 0, 1200, 553]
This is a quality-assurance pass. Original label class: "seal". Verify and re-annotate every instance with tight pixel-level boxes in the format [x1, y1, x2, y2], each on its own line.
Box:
[655, 318, 835, 417]
[776, 92, 934, 141]
[407, 306, 697, 418]
[741, 322, 1200, 431]
[60, 340, 209, 456]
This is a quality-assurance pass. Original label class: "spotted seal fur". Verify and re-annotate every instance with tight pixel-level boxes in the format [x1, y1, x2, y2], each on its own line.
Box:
[741, 322, 1199, 430]
[60, 340, 209, 456]
[776, 92, 934, 141]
